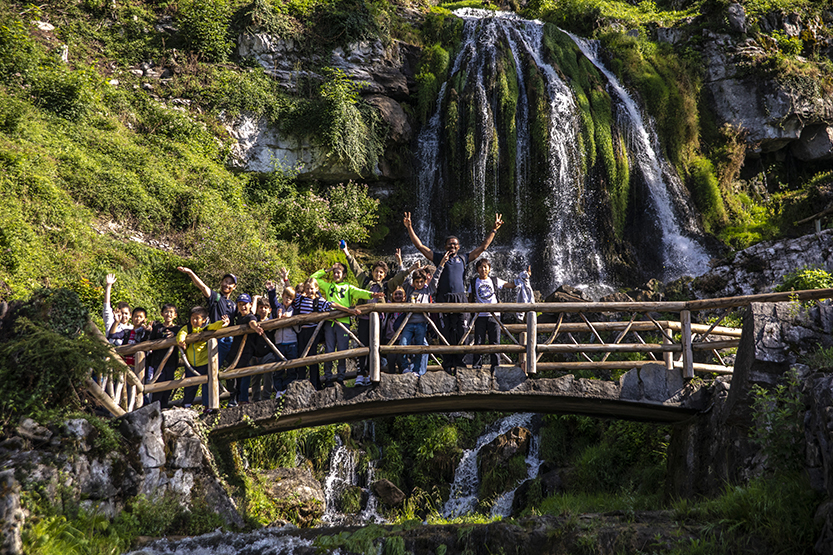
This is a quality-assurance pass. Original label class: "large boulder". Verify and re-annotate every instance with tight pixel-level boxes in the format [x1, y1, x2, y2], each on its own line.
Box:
[259, 467, 325, 526]
[479, 426, 531, 473]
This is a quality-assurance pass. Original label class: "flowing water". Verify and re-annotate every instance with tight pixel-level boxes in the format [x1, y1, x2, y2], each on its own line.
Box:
[443, 412, 538, 518]
[412, 9, 711, 294]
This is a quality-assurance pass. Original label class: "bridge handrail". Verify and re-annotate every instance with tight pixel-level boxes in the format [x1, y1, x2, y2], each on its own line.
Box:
[94, 287, 831, 415]
[113, 287, 832, 357]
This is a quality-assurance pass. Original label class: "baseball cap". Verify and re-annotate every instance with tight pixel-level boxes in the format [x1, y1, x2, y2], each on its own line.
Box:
[237, 293, 252, 303]
[223, 273, 238, 284]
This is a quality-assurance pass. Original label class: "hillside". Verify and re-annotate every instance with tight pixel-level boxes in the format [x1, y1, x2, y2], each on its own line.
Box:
[1, 0, 832, 317]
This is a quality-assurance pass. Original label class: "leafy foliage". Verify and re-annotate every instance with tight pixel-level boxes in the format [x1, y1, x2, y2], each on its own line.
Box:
[749, 368, 804, 473]
[177, 0, 235, 62]
[0, 289, 119, 427]
[775, 266, 833, 293]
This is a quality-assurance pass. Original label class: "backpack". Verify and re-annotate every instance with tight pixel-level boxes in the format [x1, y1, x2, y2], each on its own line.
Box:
[469, 276, 501, 304]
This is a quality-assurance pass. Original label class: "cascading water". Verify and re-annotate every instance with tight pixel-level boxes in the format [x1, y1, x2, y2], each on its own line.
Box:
[321, 436, 384, 526]
[490, 431, 542, 517]
[443, 412, 538, 518]
[565, 32, 711, 280]
[413, 9, 712, 293]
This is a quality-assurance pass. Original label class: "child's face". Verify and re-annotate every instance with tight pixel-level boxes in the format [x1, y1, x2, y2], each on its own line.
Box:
[304, 284, 318, 298]
[282, 292, 293, 307]
[220, 277, 237, 295]
[477, 263, 491, 280]
[119, 306, 131, 323]
[237, 301, 252, 316]
[332, 266, 345, 282]
[257, 303, 270, 319]
[413, 276, 426, 289]
[132, 311, 146, 327]
[161, 307, 177, 325]
[392, 290, 405, 302]
[190, 313, 208, 328]
[372, 266, 386, 282]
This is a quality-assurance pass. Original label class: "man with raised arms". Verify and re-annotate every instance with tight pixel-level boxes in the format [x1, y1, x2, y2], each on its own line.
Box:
[403, 212, 504, 373]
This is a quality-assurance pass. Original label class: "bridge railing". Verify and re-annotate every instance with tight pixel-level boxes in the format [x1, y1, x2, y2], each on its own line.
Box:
[88, 288, 833, 415]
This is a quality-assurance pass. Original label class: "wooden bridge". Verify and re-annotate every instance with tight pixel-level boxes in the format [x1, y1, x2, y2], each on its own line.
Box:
[85, 289, 832, 435]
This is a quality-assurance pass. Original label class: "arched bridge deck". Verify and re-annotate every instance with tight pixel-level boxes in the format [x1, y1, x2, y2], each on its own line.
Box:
[206, 366, 702, 442]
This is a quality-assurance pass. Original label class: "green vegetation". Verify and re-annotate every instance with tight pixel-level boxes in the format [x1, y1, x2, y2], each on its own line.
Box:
[803, 344, 833, 371]
[775, 266, 833, 293]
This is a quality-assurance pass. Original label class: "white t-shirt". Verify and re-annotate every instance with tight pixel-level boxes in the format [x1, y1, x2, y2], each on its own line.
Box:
[469, 276, 507, 317]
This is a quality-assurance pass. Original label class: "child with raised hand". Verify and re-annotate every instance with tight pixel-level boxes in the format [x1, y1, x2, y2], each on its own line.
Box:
[176, 267, 239, 365]
[467, 258, 519, 371]
[176, 308, 229, 410]
[293, 277, 359, 391]
[266, 268, 299, 398]
[227, 293, 264, 406]
[312, 262, 384, 387]
[103, 273, 132, 345]
[341, 245, 407, 385]
[248, 295, 275, 402]
[393, 251, 449, 376]
[108, 307, 152, 368]
[147, 303, 180, 409]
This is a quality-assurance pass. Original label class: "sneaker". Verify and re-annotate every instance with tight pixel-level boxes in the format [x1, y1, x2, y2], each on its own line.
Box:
[402, 368, 413, 374]
[355, 376, 366, 386]
[227, 400, 238, 407]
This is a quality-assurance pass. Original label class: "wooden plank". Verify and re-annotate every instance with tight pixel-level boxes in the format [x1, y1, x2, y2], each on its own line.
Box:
[220, 347, 371, 380]
[681, 310, 694, 379]
[84, 377, 126, 417]
[602, 313, 637, 363]
[132, 350, 145, 410]
[537, 343, 681, 353]
[381, 345, 526, 354]
[663, 328, 674, 371]
[207, 338, 220, 410]
[370, 312, 381, 383]
[673, 361, 733, 375]
[527, 311, 537, 375]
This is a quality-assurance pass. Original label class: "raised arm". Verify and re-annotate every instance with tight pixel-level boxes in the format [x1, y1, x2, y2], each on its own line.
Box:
[469, 213, 504, 260]
[177, 266, 211, 298]
[343, 244, 368, 283]
[103, 273, 117, 331]
[403, 212, 434, 261]
[428, 251, 450, 294]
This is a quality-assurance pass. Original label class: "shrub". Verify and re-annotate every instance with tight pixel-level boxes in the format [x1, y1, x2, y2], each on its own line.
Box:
[178, 0, 234, 62]
[688, 156, 727, 232]
[749, 368, 804, 473]
[775, 266, 833, 293]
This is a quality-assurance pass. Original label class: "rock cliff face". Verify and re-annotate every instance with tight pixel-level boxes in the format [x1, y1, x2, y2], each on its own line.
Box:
[228, 36, 417, 179]
[660, 4, 833, 161]
[692, 228, 833, 298]
[0, 405, 243, 554]
[667, 300, 833, 550]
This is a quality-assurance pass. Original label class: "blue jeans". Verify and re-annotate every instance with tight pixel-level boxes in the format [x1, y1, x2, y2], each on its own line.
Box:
[399, 322, 427, 375]
[323, 322, 350, 382]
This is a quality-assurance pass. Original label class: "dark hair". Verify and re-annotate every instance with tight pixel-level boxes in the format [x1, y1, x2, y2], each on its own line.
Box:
[257, 298, 271, 309]
[371, 260, 389, 274]
[116, 301, 130, 310]
[413, 269, 429, 282]
[190, 306, 208, 318]
[444, 235, 460, 245]
[476, 258, 491, 270]
[161, 303, 177, 313]
[132, 307, 147, 317]
[332, 262, 347, 273]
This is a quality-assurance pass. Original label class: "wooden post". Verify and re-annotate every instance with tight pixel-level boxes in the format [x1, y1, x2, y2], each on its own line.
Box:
[207, 338, 220, 410]
[85, 377, 126, 417]
[526, 311, 537, 375]
[369, 312, 381, 383]
[133, 351, 145, 409]
[663, 328, 674, 371]
[681, 310, 694, 380]
[519, 332, 527, 372]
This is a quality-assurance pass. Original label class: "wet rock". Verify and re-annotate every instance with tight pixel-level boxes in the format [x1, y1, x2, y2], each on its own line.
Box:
[371, 479, 405, 507]
[479, 426, 531, 472]
[0, 469, 23, 555]
[726, 3, 747, 33]
[259, 468, 325, 526]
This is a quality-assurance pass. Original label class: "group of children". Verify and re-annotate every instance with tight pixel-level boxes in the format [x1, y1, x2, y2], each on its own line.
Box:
[103, 232, 533, 412]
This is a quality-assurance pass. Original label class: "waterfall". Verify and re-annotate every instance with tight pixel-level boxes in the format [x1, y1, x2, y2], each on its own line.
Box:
[321, 436, 384, 526]
[413, 9, 711, 293]
[490, 431, 543, 517]
[125, 528, 315, 554]
[443, 412, 536, 518]
[565, 32, 711, 280]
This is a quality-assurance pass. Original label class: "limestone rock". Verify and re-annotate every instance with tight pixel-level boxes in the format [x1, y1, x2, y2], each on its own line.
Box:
[494, 367, 531, 392]
[418, 369, 457, 395]
[726, 3, 747, 33]
[364, 95, 412, 144]
[457, 367, 492, 393]
[0, 470, 23, 555]
[259, 468, 325, 526]
[119, 402, 166, 469]
[17, 418, 52, 444]
[619, 364, 684, 403]
[371, 479, 405, 507]
[792, 125, 833, 161]
[63, 418, 95, 452]
[693, 229, 833, 298]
